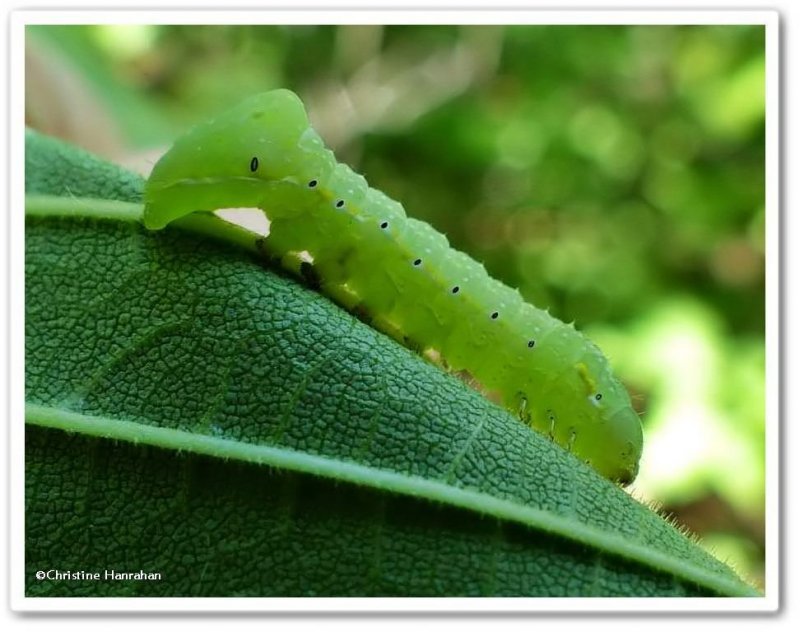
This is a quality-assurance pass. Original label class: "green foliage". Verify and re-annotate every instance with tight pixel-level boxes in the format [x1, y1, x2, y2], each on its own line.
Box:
[26, 25, 173, 146]
[24, 130, 758, 597]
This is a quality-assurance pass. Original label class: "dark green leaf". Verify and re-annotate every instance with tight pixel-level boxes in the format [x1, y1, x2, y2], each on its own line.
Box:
[24, 129, 757, 597]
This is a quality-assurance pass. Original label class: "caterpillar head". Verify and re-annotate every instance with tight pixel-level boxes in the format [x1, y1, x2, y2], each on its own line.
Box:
[144, 90, 311, 229]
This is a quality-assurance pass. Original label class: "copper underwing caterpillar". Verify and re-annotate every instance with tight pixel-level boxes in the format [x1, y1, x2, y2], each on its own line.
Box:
[143, 89, 643, 484]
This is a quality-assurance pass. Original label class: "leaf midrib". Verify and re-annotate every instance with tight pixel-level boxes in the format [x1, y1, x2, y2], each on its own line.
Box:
[25, 403, 757, 597]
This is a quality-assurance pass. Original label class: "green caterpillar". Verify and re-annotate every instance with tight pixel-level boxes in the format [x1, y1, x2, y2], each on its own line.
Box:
[144, 89, 643, 484]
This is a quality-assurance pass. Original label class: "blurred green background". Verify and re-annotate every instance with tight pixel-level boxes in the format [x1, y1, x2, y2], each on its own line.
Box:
[25, 24, 767, 589]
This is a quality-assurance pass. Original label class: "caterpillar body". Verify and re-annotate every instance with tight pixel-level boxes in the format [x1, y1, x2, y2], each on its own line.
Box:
[144, 89, 643, 484]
